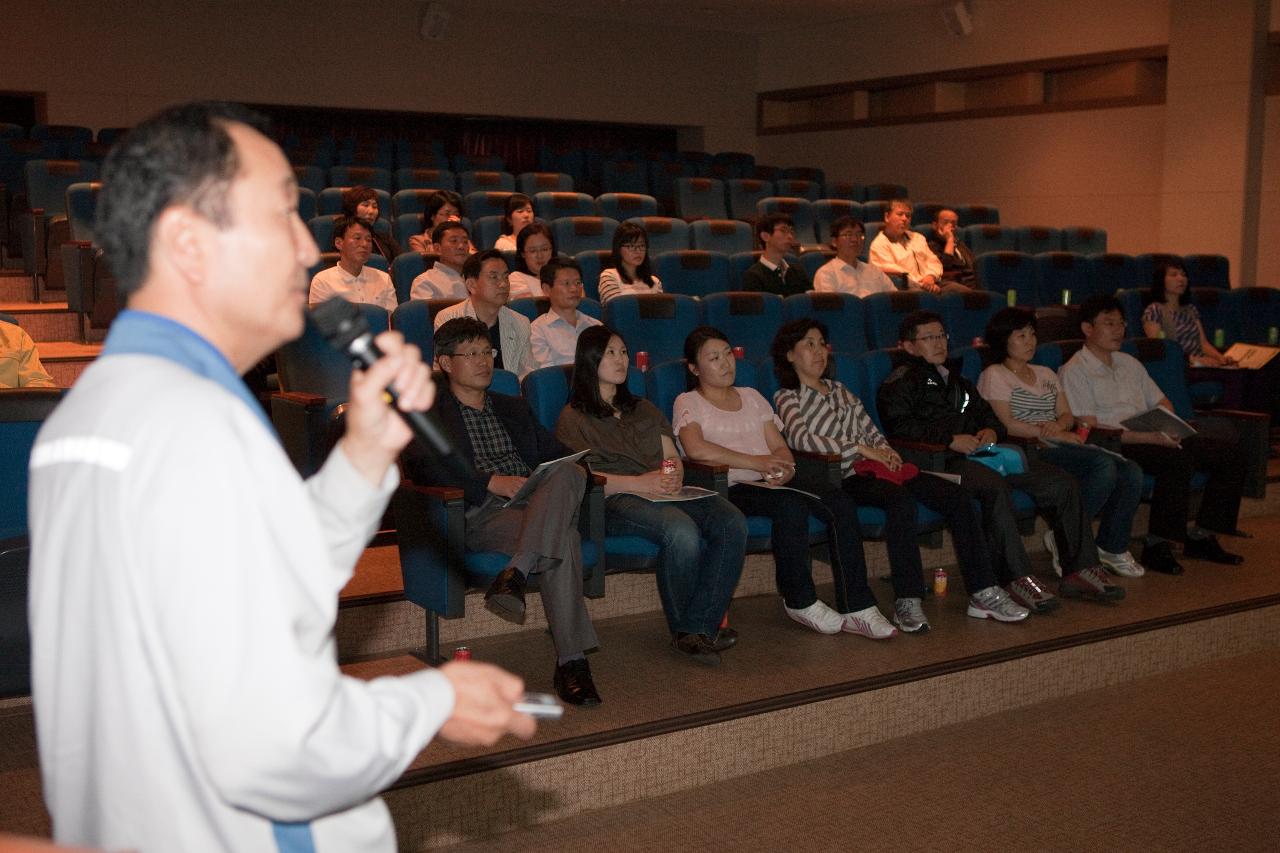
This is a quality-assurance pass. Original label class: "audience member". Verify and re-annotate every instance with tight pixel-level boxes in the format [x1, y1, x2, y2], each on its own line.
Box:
[869, 199, 962, 294]
[493, 193, 534, 252]
[1, 319, 56, 388]
[529, 258, 601, 368]
[508, 220, 556, 299]
[433, 249, 533, 377]
[922, 208, 978, 288]
[408, 190, 473, 254]
[878, 310, 1123, 610]
[598, 221, 663, 304]
[340, 185, 399, 260]
[410, 220, 471, 300]
[811, 216, 895, 297]
[978, 308, 1146, 578]
[555, 326, 747, 664]
[741, 214, 808, 297]
[308, 215, 397, 310]
[403, 317, 602, 705]
[771, 318, 1028, 628]
[1059, 294, 1246, 571]
[1141, 258, 1232, 366]
[675, 326, 899, 640]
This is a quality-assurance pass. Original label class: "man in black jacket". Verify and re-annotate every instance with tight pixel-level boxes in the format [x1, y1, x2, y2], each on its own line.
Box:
[402, 317, 601, 705]
[877, 310, 1122, 611]
[922, 208, 978, 289]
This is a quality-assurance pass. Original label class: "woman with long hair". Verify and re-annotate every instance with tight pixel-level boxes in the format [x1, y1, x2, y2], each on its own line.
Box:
[508, 220, 556, 300]
[598, 221, 663, 303]
[493, 193, 535, 252]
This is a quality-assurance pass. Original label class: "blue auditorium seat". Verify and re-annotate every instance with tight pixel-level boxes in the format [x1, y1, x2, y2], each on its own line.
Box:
[601, 161, 650, 196]
[812, 199, 860, 244]
[648, 161, 694, 212]
[394, 140, 450, 171]
[911, 202, 949, 226]
[784, 292, 867, 355]
[394, 213, 423, 249]
[1086, 253, 1143, 296]
[392, 189, 445, 217]
[472, 216, 503, 251]
[1182, 254, 1230, 289]
[1033, 252, 1093, 307]
[755, 197, 816, 245]
[327, 166, 392, 192]
[575, 249, 611, 301]
[334, 139, 395, 171]
[518, 171, 573, 195]
[292, 165, 326, 195]
[390, 253, 439, 304]
[317, 187, 391, 217]
[772, 179, 821, 203]
[390, 299, 435, 361]
[677, 151, 715, 176]
[64, 182, 100, 243]
[1014, 226, 1063, 256]
[20, 159, 100, 280]
[298, 189, 317, 223]
[862, 291, 946, 350]
[1133, 253, 1183, 291]
[975, 252, 1037, 306]
[712, 152, 755, 179]
[674, 178, 728, 221]
[939, 290, 1003, 347]
[458, 170, 515, 197]
[464, 191, 514, 220]
[726, 179, 775, 221]
[624, 216, 691, 255]
[30, 125, 93, 158]
[728, 250, 801, 289]
[1227, 287, 1280, 344]
[823, 180, 861, 203]
[860, 199, 889, 223]
[652, 250, 731, 298]
[0, 388, 64, 541]
[782, 166, 826, 186]
[965, 225, 1018, 256]
[1114, 289, 1145, 333]
[554, 217, 621, 256]
[702, 292, 785, 360]
[603, 294, 702, 364]
[393, 168, 456, 192]
[597, 192, 658, 221]
[859, 183, 908, 202]
[1061, 227, 1107, 255]
[1186, 287, 1239, 349]
[955, 204, 1000, 226]
[452, 153, 505, 173]
[308, 216, 339, 253]
[690, 219, 754, 255]
[533, 191, 596, 221]
[797, 249, 835, 283]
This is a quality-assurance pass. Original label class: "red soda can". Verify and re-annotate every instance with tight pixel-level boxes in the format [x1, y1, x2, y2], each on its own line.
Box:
[732, 345, 746, 359]
[635, 351, 649, 371]
[453, 646, 472, 661]
[661, 458, 677, 475]
[972, 336, 983, 347]
[1075, 423, 1091, 441]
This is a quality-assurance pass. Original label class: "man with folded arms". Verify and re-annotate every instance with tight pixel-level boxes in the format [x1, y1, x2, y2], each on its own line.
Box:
[1059, 294, 1245, 573]
[403, 316, 603, 706]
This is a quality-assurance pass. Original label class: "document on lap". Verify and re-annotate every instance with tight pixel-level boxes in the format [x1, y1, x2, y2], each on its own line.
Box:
[620, 486, 718, 502]
[1120, 407, 1196, 439]
[502, 449, 590, 507]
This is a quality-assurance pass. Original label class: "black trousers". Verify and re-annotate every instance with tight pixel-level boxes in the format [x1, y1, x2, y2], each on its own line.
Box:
[1121, 434, 1245, 541]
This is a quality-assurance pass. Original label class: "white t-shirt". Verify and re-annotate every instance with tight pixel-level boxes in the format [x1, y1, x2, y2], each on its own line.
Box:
[977, 363, 1061, 424]
[309, 264, 398, 310]
[672, 386, 782, 484]
[508, 270, 541, 300]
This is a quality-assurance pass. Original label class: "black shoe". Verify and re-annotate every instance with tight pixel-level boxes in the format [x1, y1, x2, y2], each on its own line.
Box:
[1141, 541, 1183, 575]
[1183, 535, 1244, 565]
[484, 567, 527, 623]
[712, 626, 738, 652]
[672, 632, 721, 666]
[553, 658, 602, 707]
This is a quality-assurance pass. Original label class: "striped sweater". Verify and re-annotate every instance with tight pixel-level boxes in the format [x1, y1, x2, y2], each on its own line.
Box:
[774, 379, 890, 476]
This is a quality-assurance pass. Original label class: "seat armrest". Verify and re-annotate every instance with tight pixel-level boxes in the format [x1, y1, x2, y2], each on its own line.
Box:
[682, 458, 729, 495]
[792, 449, 843, 491]
[889, 438, 949, 472]
[393, 481, 468, 618]
[273, 390, 327, 409]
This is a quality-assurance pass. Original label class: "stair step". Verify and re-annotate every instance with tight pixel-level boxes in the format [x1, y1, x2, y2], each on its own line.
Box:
[0, 301, 79, 342]
[0, 274, 35, 302]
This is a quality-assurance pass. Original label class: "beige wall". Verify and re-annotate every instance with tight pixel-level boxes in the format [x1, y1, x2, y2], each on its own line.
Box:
[1258, 94, 1280, 286]
[1, 0, 758, 153]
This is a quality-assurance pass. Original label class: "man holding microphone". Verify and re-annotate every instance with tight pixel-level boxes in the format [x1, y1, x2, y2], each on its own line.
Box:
[27, 102, 534, 853]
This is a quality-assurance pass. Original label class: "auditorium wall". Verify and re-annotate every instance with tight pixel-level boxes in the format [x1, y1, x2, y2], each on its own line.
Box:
[0, 0, 758, 154]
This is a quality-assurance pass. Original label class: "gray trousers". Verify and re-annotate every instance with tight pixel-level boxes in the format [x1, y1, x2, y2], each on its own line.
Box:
[465, 464, 599, 656]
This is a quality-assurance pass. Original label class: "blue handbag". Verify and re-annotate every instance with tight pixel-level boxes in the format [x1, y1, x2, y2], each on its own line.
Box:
[967, 443, 1026, 476]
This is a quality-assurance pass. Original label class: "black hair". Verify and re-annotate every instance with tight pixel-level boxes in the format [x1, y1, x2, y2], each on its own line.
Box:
[608, 221, 654, 285]
[539, 256, 582, 288]
[886, 198, 913, 218]
[1148, 257, 1190, 306]
[984, 307, 1038, 362]
[500, 192, 533, 236]
[827, 215, 864, 247]
[96, 101, 269, 297]
[340, 185, 378, 218]
[569, 325, 639, 417]
[683, 325, 731, 390]
[898, 309, 946, 343]
[431, 218, 469, 246]
[754, 213, 794, 249]
[422, 189, 464, 232]
[771, 317, 831, 390]
[332, 214, 369, 242]
[463, 248, 505, 281]
[514, 219, 556, 274]
[1078, 293, 1125, 326]
[434, 316, 491, 355]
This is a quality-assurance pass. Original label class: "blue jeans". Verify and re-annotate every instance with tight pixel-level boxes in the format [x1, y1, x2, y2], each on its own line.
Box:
[1035, 443, 1143, 554]
[604, 493, 747, 637]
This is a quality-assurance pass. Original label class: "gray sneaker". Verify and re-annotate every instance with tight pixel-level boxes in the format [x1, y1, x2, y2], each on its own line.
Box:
[967, 585, 1031, 622]
[893, 597, 930, 634]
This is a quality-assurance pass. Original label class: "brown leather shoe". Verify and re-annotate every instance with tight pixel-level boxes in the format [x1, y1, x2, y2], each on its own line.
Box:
[484, 566, 526, 623]
[672, 632, 721, 666]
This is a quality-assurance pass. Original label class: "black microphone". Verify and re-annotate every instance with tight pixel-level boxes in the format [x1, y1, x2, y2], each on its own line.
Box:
[312, 298, 477, 482]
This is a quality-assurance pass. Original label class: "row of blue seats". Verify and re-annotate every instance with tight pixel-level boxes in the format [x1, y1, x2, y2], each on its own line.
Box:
[975, 250, 1235, 306]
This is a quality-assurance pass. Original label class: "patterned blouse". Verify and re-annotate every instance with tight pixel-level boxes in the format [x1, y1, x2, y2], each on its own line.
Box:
[773, 379, 890, 476]
[1141, 302, 1203, 356]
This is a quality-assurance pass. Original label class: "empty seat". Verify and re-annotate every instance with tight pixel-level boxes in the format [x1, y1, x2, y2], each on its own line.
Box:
[859, 183, 908, 202]
[965, 224, 1018, 256]
[976, 252, 1037, 306]
[392, 188, 443, 217]
[751, 164, 783, 183]
[624, 216, 691, 255]
[335, 138, 395, 171]
[823, 180, 861, 202]
[782, 166, 826, 186]
[712, 151, 756, 179]
[533, 191, 596, 221]
[1186, 287, 1238, 348]
[726, 179, 775, 221]
[597, 192, 658, 221]
[860, 199, 889, 223]
[601, 161, 650, 195]
[1014, 226, 1063, 255]
[308, 216, 339, 254]
[464, 190, 515, 221]
[603, 294, 703, 364]
[317, 186, 391, 217]
[911, 202, 949, 226]
[472, 215, 503, 250]
[674, 177, 728, 221]
[30, 124, 93, 158]
[390, 252, 438, 304]
[1061, 227, 1107, 255]
[552, 216, 621, 256]
[1113, 288, 1145, 332]
[647, 161, 693, 212]
[1086, 253, 1143, 296]
[690, 219, 754, 255]
[939, 290, 1004, 346]
[755, 197, 816, 245]
[64, 182, 100, 244]
[575, 249, 612, 301]
[1226, 287, 1280, 344]
[1033, 252, 1092, 307]
[955, 204, 1000, 226]
[327, 166, 392, 192]
[1182, 254, 1230, 289]
[297, 188, 317, 223]
[862, 291, 946, 350]
[394, 140, 449, 171]
[702, 292, 785, 360]
[390, 299, 436, 361]
[676, 151, 715, 176]
[452, 153, 504, 173]
[19, 159, 100, 284]
[783, 292, 867, 355]
[772, 179, 821, 202]
[458, 170, 515, 197]
[393, 168, 456, 192]
[518, 171, 573, 194]
[798, 249, 835, 283]
[651, 250, 731, 297]
[292, 165, 326, 195]
[812, 199, 860, 244]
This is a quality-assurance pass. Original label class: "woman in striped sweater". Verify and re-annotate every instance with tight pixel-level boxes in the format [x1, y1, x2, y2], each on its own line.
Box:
[771, 318, 1030, 630]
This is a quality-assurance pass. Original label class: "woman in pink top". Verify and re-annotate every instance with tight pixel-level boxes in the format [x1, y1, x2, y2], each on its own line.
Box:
[673, 326, 897, 639]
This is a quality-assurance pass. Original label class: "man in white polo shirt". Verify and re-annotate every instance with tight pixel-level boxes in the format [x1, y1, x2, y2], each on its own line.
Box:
[410, 220, 471, 300]
[308, 215, 397, 309]
[530, 257, 601, 368]
[812, 216, 895, 297]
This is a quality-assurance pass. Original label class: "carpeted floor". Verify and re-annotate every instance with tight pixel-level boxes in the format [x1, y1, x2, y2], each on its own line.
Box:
[443, 648, 1280, 852]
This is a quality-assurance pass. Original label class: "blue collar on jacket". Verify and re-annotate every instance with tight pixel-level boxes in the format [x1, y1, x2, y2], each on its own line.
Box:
[102, 309, 272, 432]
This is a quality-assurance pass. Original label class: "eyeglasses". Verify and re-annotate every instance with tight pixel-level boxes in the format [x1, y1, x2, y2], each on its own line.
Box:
[620, 242, 646, 252]
[914, 333, 949, 344]
[444, 348, 498, 361]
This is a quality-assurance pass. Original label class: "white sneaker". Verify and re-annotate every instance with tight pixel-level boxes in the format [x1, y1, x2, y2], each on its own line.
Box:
[840, 605, 899, 640]
[1043, 529, 1063, 577]
[967, 585, 1031, 622]
[785, 599, 843, 635]
[1099, 548, 1146, 578]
